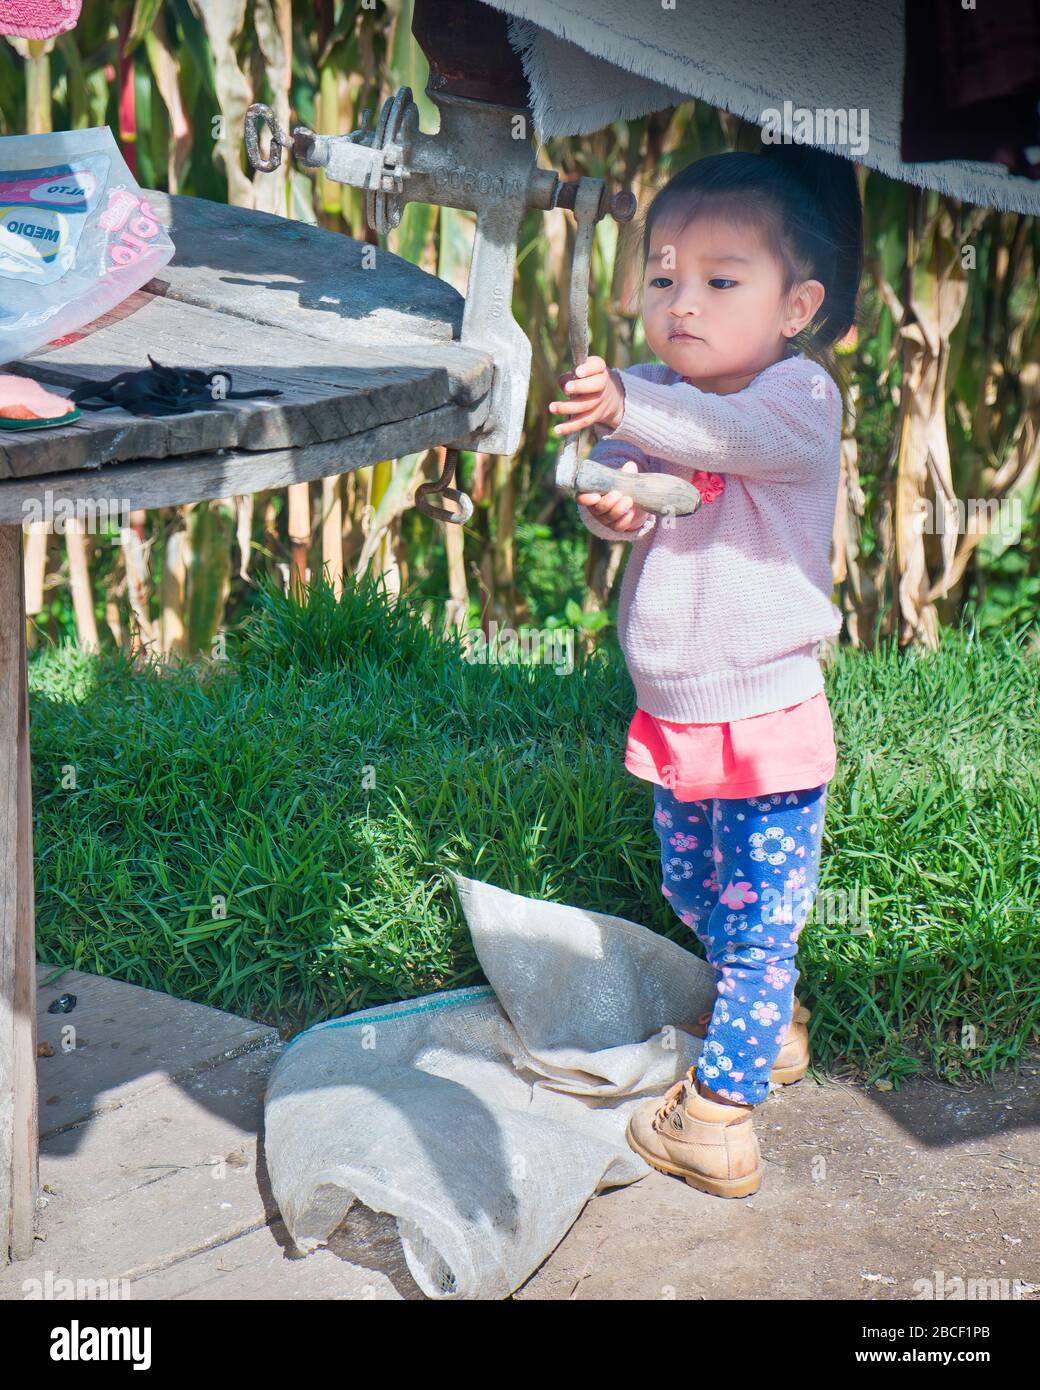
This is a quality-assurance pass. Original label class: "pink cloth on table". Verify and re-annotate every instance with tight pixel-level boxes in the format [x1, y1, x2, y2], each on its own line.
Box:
[625, 690, 836, 800]
[0, 373, 75, 417]
[0, 0, 81, 40]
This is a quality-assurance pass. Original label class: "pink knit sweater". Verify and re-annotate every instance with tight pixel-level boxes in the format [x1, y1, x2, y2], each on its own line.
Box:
[0, 1, 81, 40]
[577, 351, 844, 723]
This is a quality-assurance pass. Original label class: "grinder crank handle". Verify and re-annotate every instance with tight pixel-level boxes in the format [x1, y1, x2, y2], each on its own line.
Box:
[556, 180, 700, 520]
[555, 455, 702, 517]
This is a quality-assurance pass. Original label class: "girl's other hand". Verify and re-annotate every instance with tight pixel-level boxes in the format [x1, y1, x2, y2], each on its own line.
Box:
[552, 356, 626, 435]
[576, 460, 649, 532]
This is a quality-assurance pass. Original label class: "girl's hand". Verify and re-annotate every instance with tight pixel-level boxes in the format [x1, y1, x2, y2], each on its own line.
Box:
[552, 356, 626, 435]
[576, 460, 649, 532]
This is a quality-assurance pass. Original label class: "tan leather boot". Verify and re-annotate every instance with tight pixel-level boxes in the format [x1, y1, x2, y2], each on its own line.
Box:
[681, 996, 811, 1086]
[626, 1069, 762, 1198]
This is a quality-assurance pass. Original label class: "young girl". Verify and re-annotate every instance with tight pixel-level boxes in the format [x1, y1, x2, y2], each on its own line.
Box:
[551, 142, 863, 1199]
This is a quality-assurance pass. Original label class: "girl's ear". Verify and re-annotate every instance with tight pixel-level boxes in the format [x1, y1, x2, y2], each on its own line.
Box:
[784, 278, 826, 336]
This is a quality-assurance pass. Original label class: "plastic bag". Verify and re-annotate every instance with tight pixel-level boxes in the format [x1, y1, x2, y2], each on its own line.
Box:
[263, 872, 714, 1300]
[0, 125, 174, 366]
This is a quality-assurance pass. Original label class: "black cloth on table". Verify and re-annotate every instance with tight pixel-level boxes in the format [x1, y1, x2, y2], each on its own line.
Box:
[68, 355, 283, 417]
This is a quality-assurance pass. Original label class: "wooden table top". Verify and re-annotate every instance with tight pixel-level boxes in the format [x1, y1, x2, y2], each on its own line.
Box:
[0, 192, 493, 520]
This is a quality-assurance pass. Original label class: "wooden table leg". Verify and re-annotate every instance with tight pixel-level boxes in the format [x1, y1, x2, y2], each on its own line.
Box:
[0, 523, 39, 1266]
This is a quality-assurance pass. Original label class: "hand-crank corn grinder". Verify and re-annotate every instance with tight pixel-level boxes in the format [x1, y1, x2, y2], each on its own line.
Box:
[244, 0, 702, 524]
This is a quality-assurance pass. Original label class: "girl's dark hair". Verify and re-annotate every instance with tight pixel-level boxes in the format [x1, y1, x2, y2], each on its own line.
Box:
[633, 143, 864, 425]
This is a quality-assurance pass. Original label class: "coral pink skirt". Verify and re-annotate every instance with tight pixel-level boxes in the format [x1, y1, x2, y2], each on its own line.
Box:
[625, 691, 836, 800]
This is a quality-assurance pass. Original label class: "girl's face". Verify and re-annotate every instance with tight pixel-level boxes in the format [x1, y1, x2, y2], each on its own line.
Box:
[642, 213, 824, 394]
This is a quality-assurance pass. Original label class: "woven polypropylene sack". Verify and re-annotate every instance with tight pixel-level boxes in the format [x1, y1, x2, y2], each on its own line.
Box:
[263, 872, 714, 1300]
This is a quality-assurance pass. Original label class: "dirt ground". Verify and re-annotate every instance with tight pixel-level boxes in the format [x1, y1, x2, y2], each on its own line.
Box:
[517, 1059, 1040, 1300]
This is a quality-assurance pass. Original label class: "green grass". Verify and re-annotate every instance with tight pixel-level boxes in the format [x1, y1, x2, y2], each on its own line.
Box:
[27, 572, 1040, 1089]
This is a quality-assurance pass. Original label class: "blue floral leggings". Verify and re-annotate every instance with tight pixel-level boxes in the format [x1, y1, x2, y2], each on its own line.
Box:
[653, 783, 828, 1106]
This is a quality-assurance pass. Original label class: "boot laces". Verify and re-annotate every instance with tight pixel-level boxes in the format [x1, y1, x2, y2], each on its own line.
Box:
[654, 1067, 698, 1127]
